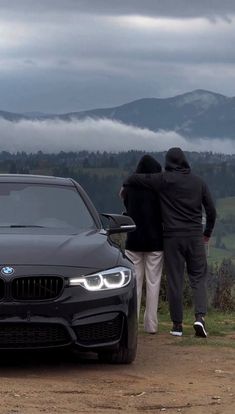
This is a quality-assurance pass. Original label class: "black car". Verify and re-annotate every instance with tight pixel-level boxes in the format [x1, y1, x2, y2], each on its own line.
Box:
[0, 174, 137, 363]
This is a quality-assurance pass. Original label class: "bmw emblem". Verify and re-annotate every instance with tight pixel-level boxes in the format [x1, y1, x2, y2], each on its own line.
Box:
[1, 266, 15, 276]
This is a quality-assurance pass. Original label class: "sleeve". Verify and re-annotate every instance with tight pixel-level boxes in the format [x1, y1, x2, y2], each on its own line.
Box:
[123, 173, 162, 193]
[202, 181, 216, 238]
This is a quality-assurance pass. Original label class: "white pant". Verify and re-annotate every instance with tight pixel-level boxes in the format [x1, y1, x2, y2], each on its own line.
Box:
[125, 250, 163, 333]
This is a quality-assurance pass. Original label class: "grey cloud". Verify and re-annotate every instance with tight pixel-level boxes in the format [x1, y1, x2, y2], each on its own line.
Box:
[71, 0, 235, 19]
[0, 117, 234, 154]
[1, 59, 235, 114]
[1, 0, 235, 19]
[0, 0, 235, 113]
[2, 14, 235, 71]
[23, 59, 36, 66]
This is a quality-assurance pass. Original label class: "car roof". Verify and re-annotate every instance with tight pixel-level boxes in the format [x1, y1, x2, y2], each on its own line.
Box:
[0, 174, 72, 186]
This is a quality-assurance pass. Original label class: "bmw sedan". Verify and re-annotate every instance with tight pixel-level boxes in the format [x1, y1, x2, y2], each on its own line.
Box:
[0, 174, 137, 363]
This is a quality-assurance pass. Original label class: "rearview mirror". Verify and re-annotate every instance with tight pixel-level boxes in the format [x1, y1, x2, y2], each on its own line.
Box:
[100, 213, 136, 235]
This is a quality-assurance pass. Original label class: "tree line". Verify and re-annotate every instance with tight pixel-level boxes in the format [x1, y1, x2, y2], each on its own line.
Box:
[1, 150, 235, 212]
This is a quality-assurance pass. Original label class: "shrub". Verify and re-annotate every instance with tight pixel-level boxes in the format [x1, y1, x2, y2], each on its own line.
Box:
[212, 259, 235, 311]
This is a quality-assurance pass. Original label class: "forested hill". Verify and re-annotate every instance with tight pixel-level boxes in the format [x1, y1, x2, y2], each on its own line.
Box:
[0, 150, 234, 212]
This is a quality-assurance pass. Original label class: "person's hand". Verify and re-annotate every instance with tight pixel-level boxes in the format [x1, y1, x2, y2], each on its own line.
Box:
[119, 186, 125, 199]
[203, 235, 210, 243]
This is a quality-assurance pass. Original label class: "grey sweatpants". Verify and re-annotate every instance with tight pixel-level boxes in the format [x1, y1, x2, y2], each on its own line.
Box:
[164, 236, 208, 324]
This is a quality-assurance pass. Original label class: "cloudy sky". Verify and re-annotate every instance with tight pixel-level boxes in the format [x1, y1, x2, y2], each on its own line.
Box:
[1, 0, 235, 154]
[1, 0, 235, 114]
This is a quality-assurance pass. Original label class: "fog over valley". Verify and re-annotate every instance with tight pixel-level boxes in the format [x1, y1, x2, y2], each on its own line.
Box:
[0, 117, 235, 154]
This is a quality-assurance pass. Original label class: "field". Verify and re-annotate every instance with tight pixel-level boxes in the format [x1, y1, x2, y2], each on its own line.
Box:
[208, 196, 235, 263]
[152, 304, 235, 349]
[216, 197, 235, 220]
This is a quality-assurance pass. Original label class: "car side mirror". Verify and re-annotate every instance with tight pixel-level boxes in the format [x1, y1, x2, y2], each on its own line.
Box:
[100, 213, 136, 235]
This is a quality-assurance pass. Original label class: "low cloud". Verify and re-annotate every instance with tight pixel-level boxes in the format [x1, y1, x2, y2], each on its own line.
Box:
[0, 117, 234, 154]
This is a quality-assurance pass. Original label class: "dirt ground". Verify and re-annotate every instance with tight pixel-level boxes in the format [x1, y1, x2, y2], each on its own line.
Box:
[0, 333, 234, 414]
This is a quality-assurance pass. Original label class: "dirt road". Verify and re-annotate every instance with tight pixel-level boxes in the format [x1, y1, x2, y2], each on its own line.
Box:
[0, 333, 234, 414]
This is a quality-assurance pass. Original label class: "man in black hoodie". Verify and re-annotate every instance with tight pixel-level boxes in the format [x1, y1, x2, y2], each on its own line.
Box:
[121, 155, 163, 334]
[123, 148, 216, 337]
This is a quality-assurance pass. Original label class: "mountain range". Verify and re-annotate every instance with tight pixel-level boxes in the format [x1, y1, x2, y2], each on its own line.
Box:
[1, 89, 235, 139]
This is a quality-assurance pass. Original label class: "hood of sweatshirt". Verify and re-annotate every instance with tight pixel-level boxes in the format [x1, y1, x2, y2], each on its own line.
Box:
[135, 155, 162, 174]
[165, 147, 190, 173]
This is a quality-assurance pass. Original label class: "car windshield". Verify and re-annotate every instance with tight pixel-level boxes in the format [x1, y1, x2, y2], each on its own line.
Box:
[0, 183, 96, 232]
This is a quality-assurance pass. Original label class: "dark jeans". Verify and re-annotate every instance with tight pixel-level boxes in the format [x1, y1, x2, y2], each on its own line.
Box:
[164, 236, 207, 324]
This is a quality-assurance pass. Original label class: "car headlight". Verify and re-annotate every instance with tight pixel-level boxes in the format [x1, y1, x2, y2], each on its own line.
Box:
[69, 267, 132, 291]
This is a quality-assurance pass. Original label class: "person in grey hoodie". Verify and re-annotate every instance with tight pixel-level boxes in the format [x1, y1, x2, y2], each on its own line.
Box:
[123, 148, 216, 337]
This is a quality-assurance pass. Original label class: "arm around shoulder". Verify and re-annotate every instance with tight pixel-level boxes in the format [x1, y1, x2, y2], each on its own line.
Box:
[123, 172, 162, 192]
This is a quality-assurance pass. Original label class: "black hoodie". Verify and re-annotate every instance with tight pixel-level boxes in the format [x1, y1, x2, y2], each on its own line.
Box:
[124, 148, 216, 237]
[122, 155, 163, 251]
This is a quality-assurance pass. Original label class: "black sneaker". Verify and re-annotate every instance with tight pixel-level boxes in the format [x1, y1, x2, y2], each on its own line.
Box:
[170, 323, 183, 337]
[194, 315, 207, 338]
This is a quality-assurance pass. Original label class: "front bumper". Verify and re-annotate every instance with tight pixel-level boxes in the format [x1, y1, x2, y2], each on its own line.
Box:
[0, 276, 137, 351]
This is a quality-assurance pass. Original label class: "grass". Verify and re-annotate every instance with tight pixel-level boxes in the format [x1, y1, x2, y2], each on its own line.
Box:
[207, 246, 234, 264]
[139, 303, 235, 349]
[209, 196, 235, 264]
[222, 234, 235, 250]
[216, 196, 235, 220]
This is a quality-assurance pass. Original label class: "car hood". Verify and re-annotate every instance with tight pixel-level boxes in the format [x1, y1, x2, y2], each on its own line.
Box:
[0, 230, 120, 269]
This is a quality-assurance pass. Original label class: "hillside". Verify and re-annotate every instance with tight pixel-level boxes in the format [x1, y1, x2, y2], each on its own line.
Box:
[59, 89, 233, 138]
[1, 90, 235, 139]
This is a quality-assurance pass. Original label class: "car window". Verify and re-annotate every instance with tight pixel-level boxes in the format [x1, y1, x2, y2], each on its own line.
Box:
[0, 183, 96, 231]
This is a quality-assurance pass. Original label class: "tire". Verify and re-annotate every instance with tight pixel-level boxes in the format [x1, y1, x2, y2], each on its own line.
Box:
[98, 337, 137, 364]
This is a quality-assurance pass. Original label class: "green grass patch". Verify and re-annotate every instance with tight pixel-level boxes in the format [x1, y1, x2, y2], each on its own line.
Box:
[175, 336, 235, 349]
[139, 303, 235, 348]
[207, 246, 234, 264]
[207, 197, 235, 264]
[222, 234, 235, 250]
[217, 196, 235, 219]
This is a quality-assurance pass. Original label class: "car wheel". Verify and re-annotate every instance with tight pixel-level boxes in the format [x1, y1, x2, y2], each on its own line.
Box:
[98, 338, 137, 364]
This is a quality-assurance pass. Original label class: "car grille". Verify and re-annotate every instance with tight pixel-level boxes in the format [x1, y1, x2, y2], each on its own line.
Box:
[74, 314, 123, 345]
[0, 279, 5, 300]
[11, 276, 64, 300]
[0, 323, 71, 348]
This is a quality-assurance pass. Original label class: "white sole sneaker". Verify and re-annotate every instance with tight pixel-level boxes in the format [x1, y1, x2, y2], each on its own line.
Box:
[170, 330, 183, 337]
[194, 321, 207, 337]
